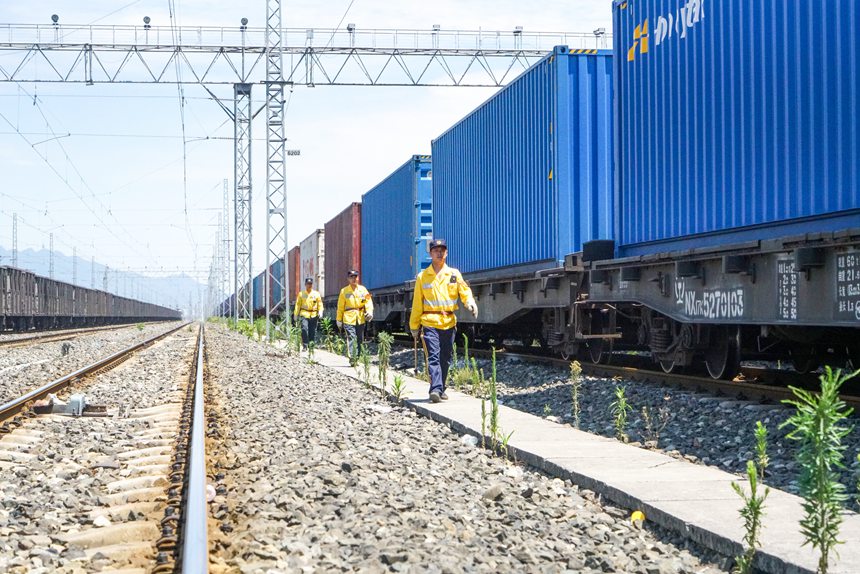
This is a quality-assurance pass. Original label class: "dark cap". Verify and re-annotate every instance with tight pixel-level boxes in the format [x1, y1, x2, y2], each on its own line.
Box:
[428, 238, 447, 251]
[304, 277, 313, 284]
[347, 269, 359, 277]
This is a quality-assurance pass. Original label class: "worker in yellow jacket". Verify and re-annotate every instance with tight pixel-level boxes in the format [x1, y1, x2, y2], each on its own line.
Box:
[293, 277, 324, 350]
[336, 269, 374, 365]
[409, 239, 478, 403]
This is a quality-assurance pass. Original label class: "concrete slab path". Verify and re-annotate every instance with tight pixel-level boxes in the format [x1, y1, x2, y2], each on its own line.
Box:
[306, 346, 860, 574]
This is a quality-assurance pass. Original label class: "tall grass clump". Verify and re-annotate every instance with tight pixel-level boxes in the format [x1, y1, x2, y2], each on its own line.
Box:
[377, 331, 394, 398]
[732, 459, 770, 574]
[641, 404, 671, 448]
[391, 374, 408, 405]
[780, 367, 858, 574]
[358, 344, 372, 388]
[755, 421, 769, 480]
[569, 360, 583, 429]
[610, 385, 633, 443]
[489, 348, 500, 450]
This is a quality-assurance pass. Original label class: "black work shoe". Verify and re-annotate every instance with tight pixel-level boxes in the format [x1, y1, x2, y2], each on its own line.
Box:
[440, 392, 449, 400]
[429, 392, 441, 403]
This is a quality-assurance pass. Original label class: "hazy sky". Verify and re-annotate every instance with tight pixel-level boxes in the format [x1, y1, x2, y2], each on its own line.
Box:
[0, 0, 612, 291]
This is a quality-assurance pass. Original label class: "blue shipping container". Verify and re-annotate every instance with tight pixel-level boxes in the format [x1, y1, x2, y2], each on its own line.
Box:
[361, 156, 433, 290]
[614, 0, 860, 256]
[252, 270, 264, 313]
[432, 46, 613, 274]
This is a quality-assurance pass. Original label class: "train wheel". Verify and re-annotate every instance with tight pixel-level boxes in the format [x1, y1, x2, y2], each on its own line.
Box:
[704, 326, 741, 380]
[559, 342, 578, 361]
[659, 355, 676, 373]
[790, 345, 820, 374]
[587, 338, 613, 364]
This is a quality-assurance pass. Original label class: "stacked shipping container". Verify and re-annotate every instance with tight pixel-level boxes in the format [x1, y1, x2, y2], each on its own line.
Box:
[324, 203, 362, 298]
[432, 46, 613, 274]
[613, 0, 860, 255]
[287, 245, 300, 307]
[361, 156, 433, 290]
[300, 230, 325, 296]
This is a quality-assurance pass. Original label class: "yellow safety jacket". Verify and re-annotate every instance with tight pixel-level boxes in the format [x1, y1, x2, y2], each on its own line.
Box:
[337, 284, 373, 325]
[293, 289, 323, 319]
[409, 264, 475, 331]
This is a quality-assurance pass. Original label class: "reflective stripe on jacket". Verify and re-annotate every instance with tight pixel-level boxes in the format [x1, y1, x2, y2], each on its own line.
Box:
[336, 284, 373, 325]
[409, 264, 475, 331]
[293, 289, 323, 319]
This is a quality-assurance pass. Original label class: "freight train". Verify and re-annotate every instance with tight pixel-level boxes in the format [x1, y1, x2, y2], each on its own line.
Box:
[223, 1, 860, 379]
[1, 266, 181, 331]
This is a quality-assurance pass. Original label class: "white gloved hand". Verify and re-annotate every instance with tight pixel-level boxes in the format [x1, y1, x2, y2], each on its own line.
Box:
[318, 311, 324, 319]
[365, 313, 373, 322]
[467, 302, 479, 319]
[336, 320, 343, 330]
[411, 329, 420, 340]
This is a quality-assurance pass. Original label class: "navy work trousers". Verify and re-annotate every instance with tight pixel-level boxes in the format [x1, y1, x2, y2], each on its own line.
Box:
[344, 323, 365, 360]
[422, 326, 456, 395]
[300, 316, 318, 349]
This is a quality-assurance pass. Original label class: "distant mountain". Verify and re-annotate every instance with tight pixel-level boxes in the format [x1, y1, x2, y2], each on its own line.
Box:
[0, 246, 213, 317]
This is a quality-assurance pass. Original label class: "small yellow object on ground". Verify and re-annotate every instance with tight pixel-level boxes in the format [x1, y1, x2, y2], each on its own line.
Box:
[631, 510, 646, 526]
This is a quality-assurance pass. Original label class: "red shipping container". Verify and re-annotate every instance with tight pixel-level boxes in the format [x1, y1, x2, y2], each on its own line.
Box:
[287, 246, 300, 308]
[324, 203, 362, 298]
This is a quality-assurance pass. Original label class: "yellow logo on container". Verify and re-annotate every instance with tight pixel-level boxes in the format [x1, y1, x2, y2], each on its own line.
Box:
[627, 0, 706, 63]
[627, 19, 649, 62]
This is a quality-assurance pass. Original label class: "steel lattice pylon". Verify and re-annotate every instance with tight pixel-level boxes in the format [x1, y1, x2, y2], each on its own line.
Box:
[233, 82, 253, 323]
[222, 178, 231, 303]
[0, 18, 611, 321]
[264, 0, 288, 340]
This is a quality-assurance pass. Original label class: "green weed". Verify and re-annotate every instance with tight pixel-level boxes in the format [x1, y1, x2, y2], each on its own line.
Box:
[780, 367, 858, 574]
[610, 385, 633, 443]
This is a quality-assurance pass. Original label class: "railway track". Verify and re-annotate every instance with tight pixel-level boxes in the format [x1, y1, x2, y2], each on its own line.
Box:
[0, 322, 170, 349]
[391, 334, 860, 411]
[0, 322, 208, 572]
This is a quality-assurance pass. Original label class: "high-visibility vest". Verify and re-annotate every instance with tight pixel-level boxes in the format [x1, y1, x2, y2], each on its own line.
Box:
[337, 284, 373, 325]
[409, 264, 475, 331]
[293, 289, 322, 319]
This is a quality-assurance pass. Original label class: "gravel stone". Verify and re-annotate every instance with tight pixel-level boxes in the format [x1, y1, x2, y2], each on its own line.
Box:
[390, 347, 860, 500]
[206, 326, 729, 572]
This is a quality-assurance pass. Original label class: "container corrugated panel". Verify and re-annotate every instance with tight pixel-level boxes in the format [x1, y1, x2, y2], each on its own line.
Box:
[361, 156, 433, 290]
[300, 229, 325, 296]
[252, 270, 265, 313]
[262, 258, 285, 313]
[324, 203, 362, 298]
[431, 46, 613, 274]
[288, 246, 300, 305]
[614, 0, 860, 256]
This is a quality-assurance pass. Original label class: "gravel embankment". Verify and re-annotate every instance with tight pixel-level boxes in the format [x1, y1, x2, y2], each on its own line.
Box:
[0, 328, 196, 573]
[0, 321, 184, 405]
[389, 348, 860, 501]
[206, 326, 731, 573]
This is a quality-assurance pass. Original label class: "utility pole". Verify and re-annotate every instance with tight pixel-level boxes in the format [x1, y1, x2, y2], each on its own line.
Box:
[103, 266, 109, 292]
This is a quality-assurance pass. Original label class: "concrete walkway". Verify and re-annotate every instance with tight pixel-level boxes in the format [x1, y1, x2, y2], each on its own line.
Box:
[307, 347, 860, 574]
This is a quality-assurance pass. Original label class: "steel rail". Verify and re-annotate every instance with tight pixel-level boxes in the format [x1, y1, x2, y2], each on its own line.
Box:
[0, 322, 190, 424]
[0, 322, 165, 349]
[180, 324, 208, 573]
[391, 334, 860, 411]
[472, 348, 860, 412]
